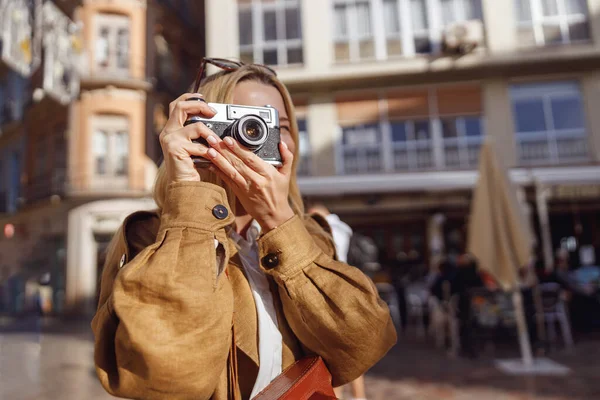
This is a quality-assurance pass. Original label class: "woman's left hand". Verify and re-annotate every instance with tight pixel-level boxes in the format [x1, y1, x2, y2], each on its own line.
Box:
[206, 135, 295, 232]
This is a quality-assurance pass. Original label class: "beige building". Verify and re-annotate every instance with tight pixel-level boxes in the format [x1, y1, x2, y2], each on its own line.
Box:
[0, 0, 205, 315]
[207, 0, 600, 270]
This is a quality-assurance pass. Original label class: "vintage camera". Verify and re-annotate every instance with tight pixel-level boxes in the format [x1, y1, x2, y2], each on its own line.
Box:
[184, 100, 282, 167]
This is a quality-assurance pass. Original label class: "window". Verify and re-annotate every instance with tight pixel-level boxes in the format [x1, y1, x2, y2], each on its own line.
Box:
[93, 130, 108, 175]
[516, 0, 589, 46]
[511, 81, 588, 165]
[297, 119, 312, 176]
[333, 0, 483, 62]
[336, 85, 484, 174]
[92, 115, 129, 180]
[238, 0, 303, 66]
[441, 116, 484, 168]
[390, 120, 434, 170]
[340, 124, 383, 174]
[94, 14, 130, 74]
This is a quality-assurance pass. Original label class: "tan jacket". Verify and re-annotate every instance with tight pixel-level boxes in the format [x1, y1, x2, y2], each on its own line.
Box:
[91, 182, 396, 400]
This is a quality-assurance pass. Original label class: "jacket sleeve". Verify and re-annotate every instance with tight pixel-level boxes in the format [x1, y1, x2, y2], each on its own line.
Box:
[257, 216, 397, 386]
[91, 182, 235, 400]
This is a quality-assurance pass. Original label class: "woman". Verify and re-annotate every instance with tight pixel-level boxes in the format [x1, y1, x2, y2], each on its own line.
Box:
[92, 59, 396, 400]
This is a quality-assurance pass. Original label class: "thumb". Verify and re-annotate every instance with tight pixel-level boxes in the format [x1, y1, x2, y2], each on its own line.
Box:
[279, 141, 294, 176]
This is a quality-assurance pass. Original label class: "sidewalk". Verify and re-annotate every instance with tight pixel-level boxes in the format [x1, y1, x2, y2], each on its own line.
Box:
[357, 332, 600, 400]
[1, 317, 599, 399]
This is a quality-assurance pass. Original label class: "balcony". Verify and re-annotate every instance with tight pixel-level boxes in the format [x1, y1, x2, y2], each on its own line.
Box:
[340, 135, 484, 175]
[517, 132, 589, 166]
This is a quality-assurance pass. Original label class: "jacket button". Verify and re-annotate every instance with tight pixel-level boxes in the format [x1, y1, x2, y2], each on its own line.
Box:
[261, 253, 280, 269]
[212, 204, 229, 220]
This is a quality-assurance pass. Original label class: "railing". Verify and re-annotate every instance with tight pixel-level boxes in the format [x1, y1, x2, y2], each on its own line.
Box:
[517, 131, 589, 165]
[340, 136, 483, 174]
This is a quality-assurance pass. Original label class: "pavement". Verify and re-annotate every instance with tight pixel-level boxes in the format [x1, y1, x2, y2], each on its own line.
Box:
[1, 316, 599, 400]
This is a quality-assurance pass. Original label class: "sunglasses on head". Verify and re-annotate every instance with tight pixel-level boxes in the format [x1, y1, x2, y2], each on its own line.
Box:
[192, 57, 277, 93]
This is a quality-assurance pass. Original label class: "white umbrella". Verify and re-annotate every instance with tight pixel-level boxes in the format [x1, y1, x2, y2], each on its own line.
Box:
[467, 138, 534, 366]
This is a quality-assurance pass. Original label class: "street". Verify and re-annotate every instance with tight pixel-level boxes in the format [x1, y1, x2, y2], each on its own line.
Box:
[1, 317, 599, 400]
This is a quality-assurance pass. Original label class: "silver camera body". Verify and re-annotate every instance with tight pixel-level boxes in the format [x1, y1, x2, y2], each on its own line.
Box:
[184, 102, 282, 168]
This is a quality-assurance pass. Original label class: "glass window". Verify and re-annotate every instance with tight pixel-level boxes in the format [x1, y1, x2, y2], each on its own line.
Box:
[94, 14, 130, 73]
[239, 9, 253, 45]
[411, 0, 429, 30]
[334, 4, 348, 39]
[514, 99, 547, 132]
[391, 121, 408, 142]
[340, 123, 382, 174]
[442, 118, 459, 138]
[464, 117, 482, 136]
[550, 96, 584, 130]
[115, 131, 129, 176]
[516, 0, 590, 46]
[517, 0, 533, 21]
[355, 2, 372, 38]
[414, 120, 430, 141]
[93, 130, 108, 175]
[263, 11, 278, 41]
[238, 0, 303, 66]
[92, 115, 129, 178]
[285, 8, 301, 39]
[343, 124, 380, 146]
[383, 0, 400, 35]
[511, 81, 588, 164]
[96, 27, 110, 68]
[116, 28, 129, 69]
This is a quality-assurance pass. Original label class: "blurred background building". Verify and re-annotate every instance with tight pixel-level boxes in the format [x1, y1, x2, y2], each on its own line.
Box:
[1, 0, 599, 315]
[0, 0, 205, 314]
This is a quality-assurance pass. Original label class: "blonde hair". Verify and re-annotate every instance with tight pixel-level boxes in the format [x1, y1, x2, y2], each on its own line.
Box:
[153, 65, 305, 217]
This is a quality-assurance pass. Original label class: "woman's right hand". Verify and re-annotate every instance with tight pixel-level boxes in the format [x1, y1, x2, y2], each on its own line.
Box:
[159, 93, 223, 184]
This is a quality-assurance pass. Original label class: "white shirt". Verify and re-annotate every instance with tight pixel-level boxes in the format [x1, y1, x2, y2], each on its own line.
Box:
[228, 221, 282, 398]
[324, 214, 353, 263]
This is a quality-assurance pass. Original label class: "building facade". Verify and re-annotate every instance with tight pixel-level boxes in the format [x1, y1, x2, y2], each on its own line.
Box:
[0, 0, 205, 315]
[2, 0, 600, 315]
[207, 0, 600, 274]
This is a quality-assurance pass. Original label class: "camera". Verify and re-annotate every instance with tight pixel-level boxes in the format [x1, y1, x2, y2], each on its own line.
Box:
[184, 100, 282, 167]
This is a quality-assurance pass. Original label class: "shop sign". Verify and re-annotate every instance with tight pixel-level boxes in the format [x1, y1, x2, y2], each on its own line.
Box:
[552, 184, 600, 200]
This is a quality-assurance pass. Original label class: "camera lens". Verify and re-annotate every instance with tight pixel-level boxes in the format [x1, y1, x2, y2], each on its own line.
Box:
[231, 115, 268, 150]
[243, 120, 262, 140]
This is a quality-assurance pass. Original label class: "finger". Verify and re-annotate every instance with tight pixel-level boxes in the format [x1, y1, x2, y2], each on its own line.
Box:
[220, 137, 268, 180]
[206, 148, 249, 189]
[161, 136, 209, 161]
[168, 98, 217, 129]
[279, 141, 294, 176]
[182, 142, 209, 158]
[168, 93, 203, 115]
[181, 120, 224, 144]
